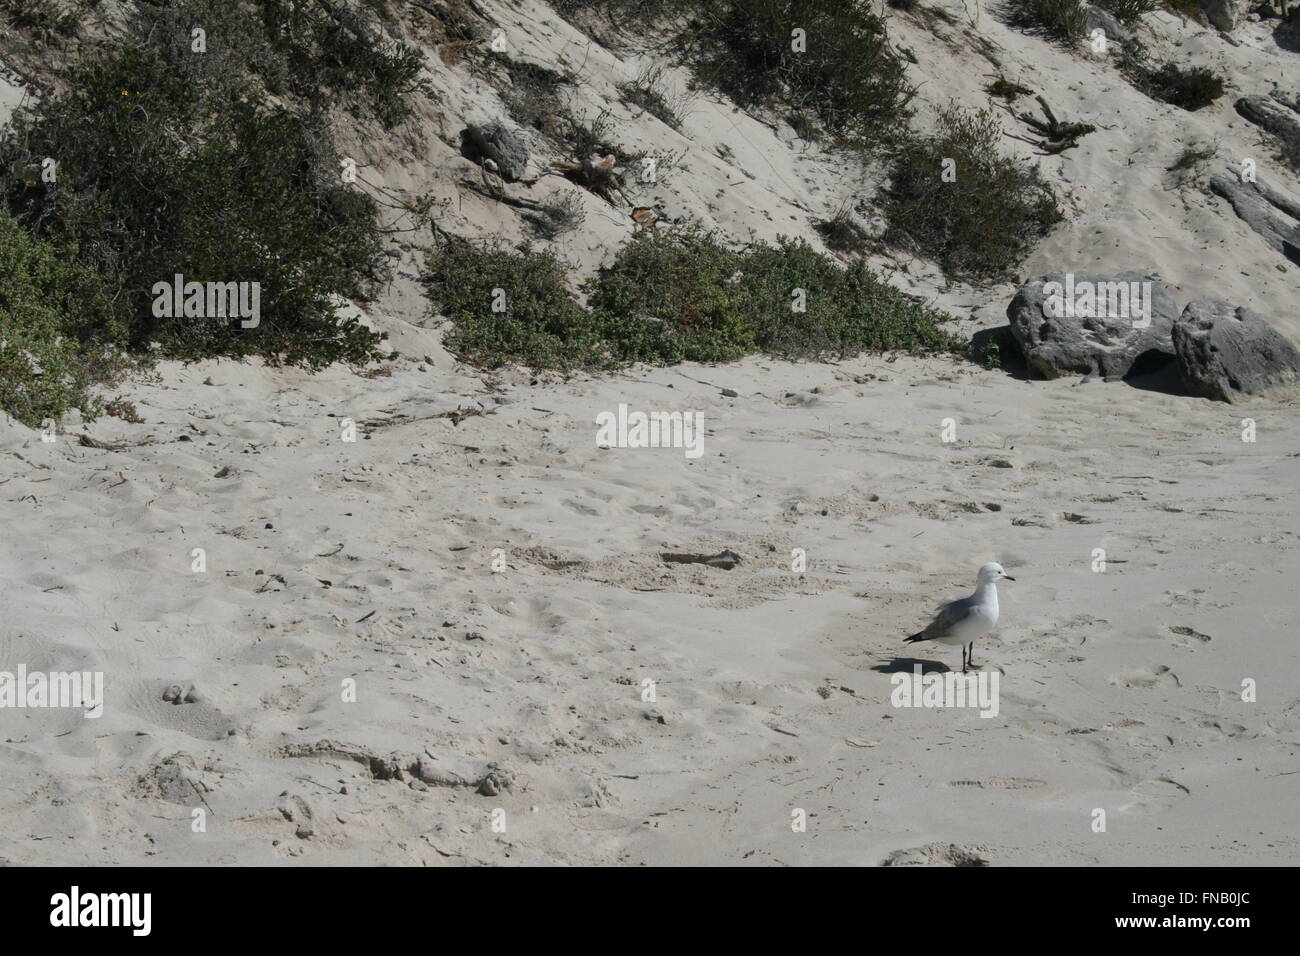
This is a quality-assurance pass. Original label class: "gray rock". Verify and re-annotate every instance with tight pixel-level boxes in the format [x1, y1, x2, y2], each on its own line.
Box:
[461, 123, 529, 182]
[1209, 172, 1300, 262]
[1235, 96, 1300, 144]
[1084, 5, 1133, 44]
[1199, 0, 1251, 30]
[1006, 272, 1177, 379]
[1172, 299, 1300, 401]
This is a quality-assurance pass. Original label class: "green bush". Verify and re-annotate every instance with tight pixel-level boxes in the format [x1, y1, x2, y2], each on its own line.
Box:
[0, 0, 89, 42]
[882, 105, 1063, 283]
[585, 227, 753, 363]
[427, 239, 621, 370]
[1, 0, 390, 368]
[428, 227, 962, 370]
[256, 0, 430, 128]
[1006, 0, 1088, 42]
[0, 211, 127, 427]
[682, 0, 913, 148]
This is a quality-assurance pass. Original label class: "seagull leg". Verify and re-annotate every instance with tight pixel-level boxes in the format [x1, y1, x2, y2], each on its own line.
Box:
[966, 642, 976, 670]
[961, 644, 968, 674]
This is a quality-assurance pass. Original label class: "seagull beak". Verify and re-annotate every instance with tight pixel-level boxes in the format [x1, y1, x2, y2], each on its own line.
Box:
[1003, 575, 1016, 581]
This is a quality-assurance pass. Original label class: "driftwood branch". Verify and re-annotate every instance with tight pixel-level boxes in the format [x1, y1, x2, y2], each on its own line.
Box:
[1014, 95, 1096, 154]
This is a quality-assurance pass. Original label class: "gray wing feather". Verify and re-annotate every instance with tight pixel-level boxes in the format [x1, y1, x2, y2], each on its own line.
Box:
[907, 597, 977, 641]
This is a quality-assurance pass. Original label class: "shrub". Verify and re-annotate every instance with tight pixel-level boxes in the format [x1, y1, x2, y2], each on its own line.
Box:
[428, 227, 962, 370]
[1, 0, 388, 368]
[0, 211, 127, 427]
[585, 226, 753, 363]
[1006, 0, 1088, 43]
[1120, 42, 1224, 112]
[496, 56, 572, 135]
[427, 239, 621, 370]
[256, 0, 431, 128]
[0, 0, 87, 42]
[682, 0, 913, 148]
[1141, 63, 1225, 111]
[731, 235, 964, 359]
[882, 105, 1063, 282]
[525, 192, 588, 241]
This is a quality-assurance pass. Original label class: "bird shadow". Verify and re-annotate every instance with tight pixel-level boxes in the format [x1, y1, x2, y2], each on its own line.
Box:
[872, 656, 953, 675]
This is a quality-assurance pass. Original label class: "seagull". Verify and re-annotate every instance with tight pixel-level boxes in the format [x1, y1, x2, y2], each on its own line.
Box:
[904, 563, 1015, 673]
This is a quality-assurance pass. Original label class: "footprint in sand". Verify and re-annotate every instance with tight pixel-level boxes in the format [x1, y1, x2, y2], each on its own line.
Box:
[1109, 665, 1180, 690]
[1123, 777, 1191, 813]
[1168, 625, 1212, 648]
[882, 843, 990, 867]
[945, 777, 1046, 790]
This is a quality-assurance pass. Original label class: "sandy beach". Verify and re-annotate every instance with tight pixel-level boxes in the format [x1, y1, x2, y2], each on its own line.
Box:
[1, 0, 1298, 866]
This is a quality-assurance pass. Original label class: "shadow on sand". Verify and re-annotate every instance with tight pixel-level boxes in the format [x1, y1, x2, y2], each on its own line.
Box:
[872, 657, 952, 675]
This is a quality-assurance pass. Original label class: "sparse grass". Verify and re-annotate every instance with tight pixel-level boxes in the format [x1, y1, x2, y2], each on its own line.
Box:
[882, 105, 1063, 283]
[1006, 0, 1088, 43]
[427, 226, 962, 370]
[1166, 142, 1217, 186]
[1167, 143, 1217, 173]
[618, 63, 687, 131]
[814, 206, 871, 255]
[1120, 42, 1224, 112]
[1094, 0, 1159, 23]
[986, 76, 1035, 101]
[496, 56, 571, 136]
[525, 191, 588, 240]
[564, 108, 620, 161]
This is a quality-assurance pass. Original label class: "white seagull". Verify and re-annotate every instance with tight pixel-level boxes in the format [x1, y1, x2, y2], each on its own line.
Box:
[904, 563, 1015, 673]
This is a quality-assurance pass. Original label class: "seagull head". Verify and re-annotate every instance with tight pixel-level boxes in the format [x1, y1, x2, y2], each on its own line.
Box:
[978, 562, 1015, 584]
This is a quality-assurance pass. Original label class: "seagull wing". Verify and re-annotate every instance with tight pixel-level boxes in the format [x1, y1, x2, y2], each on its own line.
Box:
[906, 596, 977, 642]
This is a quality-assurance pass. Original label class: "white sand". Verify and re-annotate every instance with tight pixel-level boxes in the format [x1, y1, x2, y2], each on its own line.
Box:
[1, 2, 1298, 865]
